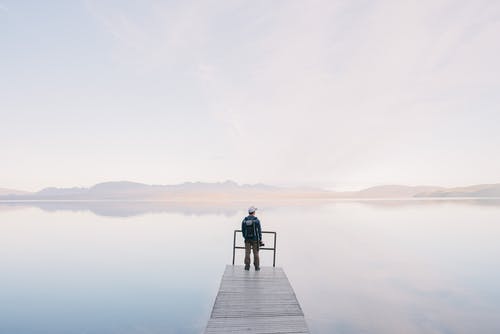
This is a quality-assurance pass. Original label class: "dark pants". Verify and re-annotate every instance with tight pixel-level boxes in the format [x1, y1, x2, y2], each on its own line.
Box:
[244, 240, 260, 268]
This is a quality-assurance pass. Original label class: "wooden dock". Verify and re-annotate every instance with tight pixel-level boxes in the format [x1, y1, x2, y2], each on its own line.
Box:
[205, 265, 309, 334]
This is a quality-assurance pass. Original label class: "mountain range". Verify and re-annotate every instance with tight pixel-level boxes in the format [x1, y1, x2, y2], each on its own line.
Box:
[1, 181, 500, 200]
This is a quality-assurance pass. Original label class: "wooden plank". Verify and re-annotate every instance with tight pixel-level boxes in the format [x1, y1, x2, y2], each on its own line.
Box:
[205, 265, 309, 334]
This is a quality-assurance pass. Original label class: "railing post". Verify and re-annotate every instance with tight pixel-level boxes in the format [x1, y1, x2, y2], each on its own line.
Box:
[273, 232, 277, 267]
[232, 230, 237, 265]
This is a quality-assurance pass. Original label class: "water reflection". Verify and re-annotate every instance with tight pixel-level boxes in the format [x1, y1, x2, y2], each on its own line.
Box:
[0, 201, 499, 333]
[0, 200, 241, 217]
[1, 198, 500, 218]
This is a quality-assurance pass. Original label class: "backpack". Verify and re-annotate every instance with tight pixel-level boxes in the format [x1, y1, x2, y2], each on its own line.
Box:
[244, 218, 256, 238]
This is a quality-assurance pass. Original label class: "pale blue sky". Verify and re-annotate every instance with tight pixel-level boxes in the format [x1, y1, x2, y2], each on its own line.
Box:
[1, 0, 499, 191]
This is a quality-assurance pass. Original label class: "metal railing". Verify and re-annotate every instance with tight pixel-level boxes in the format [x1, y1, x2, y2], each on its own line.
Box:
[232, 230, 277, 267]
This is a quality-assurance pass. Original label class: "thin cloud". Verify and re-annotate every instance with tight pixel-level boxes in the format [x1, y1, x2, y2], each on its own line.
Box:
[2, 0, 499, 190]
[84, 0, 500, 187]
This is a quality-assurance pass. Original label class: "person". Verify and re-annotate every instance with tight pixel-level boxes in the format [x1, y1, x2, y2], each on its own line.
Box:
[242, 206, 262, 271]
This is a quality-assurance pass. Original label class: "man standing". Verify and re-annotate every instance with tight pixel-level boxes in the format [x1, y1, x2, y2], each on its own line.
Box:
[242, 206, 262, 271]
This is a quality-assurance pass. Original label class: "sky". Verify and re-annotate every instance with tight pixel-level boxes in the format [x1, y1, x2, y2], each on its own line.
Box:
[1, 0, 499, 192]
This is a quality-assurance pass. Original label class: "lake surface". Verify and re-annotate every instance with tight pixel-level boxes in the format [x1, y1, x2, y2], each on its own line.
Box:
[1, 199, 500, 333]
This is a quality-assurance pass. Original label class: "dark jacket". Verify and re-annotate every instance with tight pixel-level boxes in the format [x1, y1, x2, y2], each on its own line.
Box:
[241, 215, 262, 241]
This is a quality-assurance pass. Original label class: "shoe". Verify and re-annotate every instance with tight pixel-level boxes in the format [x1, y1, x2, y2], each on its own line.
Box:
[255, 267, 260, 271]
[244, 265, 250, 270]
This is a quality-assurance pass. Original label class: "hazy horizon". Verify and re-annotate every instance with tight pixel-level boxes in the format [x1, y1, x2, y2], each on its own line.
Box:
[2, 178, 500, 194]
[2, 1, 499, 192]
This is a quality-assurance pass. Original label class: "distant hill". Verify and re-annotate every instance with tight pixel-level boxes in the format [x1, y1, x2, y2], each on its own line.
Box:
[1, 181, 500, 200]
[414, 183, 500, 197]
[331, 184, 500, 198]
[344, 185, 444, 198]
[0, 188, 31, 196]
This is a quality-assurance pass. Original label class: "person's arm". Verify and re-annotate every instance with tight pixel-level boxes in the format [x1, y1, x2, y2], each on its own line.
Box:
[257, 218, 262, 241]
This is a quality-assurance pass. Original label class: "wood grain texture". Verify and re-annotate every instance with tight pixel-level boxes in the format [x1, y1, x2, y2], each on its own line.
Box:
[205, 265, 309, 334]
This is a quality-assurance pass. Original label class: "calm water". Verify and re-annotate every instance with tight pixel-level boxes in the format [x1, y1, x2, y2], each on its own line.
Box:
[1, 200, 500, 333]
